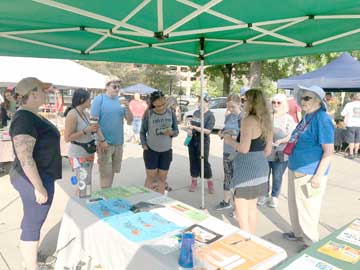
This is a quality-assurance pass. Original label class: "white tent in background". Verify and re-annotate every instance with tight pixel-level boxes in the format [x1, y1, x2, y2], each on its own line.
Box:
[0, 56, 106, 89]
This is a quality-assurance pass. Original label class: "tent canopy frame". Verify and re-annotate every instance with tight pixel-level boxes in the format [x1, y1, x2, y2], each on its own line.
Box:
[1, 0, 360, 63]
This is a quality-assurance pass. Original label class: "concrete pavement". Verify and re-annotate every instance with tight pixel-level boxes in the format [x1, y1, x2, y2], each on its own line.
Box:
[0, 130, 359, 269]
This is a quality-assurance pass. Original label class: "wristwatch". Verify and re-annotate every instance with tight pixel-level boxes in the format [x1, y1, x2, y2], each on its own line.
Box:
[99, 139, 106, 143]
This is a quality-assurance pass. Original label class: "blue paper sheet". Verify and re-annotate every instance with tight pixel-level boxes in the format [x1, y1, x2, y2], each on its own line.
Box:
[104, 212, 181, 242]
[86, 199, 133, 219]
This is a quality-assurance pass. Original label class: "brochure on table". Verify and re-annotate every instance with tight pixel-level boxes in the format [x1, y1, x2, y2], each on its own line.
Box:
[336, 219, 360, 248]
[318, 241, 360, 264]
[194, 231, 277, 270]
[279, 218, 360, 270]
[86, 186, 285, 268]
[283, 254, 342, 270]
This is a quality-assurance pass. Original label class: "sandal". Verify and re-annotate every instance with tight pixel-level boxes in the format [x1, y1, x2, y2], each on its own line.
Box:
[165, 182, 172, 192]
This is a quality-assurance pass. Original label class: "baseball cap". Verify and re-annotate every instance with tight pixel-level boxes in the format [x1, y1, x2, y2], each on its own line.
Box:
[294, 85, 327, 110]
[15, 77, 51, 97]
[105, 75, 122, 86]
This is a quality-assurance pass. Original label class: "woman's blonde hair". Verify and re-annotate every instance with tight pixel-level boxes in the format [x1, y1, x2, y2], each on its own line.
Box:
[271, 93, 289, 113]
[227, 93, 241, 104]
[245, 89, 272, 139]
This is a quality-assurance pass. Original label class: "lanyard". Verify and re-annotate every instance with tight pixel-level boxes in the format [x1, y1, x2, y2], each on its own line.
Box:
[75, 108, 90, 126]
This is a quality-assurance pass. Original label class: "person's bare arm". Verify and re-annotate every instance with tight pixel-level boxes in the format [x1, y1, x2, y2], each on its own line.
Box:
[124, 103, 134, 125]
[264, 132, 273, 157]
[64, 112, 98, 143]
[13, 135, 48, 204]
[189, 125, 212, 135]
[310, 144, 334, 188]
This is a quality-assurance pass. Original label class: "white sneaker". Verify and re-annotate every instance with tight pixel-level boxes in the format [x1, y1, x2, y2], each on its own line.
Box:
[268, 197, 279, 208]
[257, 196, 269, 206]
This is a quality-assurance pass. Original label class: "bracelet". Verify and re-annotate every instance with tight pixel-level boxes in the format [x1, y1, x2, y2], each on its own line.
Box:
[99, 139, 106, 143]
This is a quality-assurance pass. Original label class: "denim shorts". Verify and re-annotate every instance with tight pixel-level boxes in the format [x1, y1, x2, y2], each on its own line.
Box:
[132, 117, 142, 134]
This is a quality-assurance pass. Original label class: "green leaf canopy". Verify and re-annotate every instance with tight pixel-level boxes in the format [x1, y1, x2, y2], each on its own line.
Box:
[1, 0, 360, 65]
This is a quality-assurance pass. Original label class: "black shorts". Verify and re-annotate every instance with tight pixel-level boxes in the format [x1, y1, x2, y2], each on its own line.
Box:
[345, 126, 360, 143]
[143, 148, 173, 171]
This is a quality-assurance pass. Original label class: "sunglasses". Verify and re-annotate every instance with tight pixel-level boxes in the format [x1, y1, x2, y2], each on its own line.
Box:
[301, 96, 313, 101]
[272, 101, 281, 105]
[110, 84, 121, 90]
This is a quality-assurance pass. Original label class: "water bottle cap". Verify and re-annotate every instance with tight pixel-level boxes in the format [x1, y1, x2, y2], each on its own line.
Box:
[70, 176, 78, 185]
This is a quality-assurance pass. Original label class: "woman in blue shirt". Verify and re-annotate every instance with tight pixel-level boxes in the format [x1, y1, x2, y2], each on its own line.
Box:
[283, 85, 334, 247]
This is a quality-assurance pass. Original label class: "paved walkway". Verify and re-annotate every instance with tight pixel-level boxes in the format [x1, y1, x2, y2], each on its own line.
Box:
[0, 131, 359, 269]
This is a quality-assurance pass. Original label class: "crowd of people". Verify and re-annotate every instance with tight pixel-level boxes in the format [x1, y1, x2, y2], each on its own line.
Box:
[2, 75, 360, 270]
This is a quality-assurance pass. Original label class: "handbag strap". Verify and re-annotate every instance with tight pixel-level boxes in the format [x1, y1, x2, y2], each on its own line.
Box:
[291, 110, 318, 143]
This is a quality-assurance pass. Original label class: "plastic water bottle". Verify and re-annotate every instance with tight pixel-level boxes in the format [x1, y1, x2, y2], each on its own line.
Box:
[184, 134, 192, 146]
[178, 233, 195, 268]
[90, 116, 99, 144]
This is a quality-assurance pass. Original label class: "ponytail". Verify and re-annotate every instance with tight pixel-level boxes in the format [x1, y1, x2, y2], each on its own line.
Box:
[63, 105, 74, 117]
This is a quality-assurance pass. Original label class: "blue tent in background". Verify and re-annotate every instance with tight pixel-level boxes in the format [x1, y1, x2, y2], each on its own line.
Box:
[122, 83, 158, 95]
[277, 53, 360, 92]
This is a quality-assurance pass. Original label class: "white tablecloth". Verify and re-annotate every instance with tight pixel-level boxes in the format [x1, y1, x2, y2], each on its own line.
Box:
[55, 189, 287, 270]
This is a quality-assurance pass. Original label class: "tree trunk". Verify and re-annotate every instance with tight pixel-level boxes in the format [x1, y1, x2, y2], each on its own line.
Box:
[248, 61, 262, 88]
[222, 64, 233, 96]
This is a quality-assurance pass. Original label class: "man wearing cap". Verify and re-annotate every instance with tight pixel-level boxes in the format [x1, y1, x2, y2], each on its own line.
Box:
[91, 76, 133, 188]
[9, 77, 61, 270]
[341, 93, 360, 159]
[283, 85, 334, 248]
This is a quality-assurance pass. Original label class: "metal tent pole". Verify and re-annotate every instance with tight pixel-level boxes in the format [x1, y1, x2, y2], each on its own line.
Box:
[199, 37, 205, 209]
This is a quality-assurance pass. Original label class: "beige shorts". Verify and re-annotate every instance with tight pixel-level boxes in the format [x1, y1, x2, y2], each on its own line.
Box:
[97, 144, 123, 175]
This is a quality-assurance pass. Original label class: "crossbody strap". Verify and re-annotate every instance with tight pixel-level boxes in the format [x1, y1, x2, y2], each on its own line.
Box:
[292, 110, 318, 142]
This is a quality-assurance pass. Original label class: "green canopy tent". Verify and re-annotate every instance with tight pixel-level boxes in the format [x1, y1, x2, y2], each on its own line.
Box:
[2, 0, 360, 208]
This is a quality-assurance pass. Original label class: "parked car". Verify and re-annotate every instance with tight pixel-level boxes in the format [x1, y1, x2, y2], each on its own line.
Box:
[183, 97, 227, 130]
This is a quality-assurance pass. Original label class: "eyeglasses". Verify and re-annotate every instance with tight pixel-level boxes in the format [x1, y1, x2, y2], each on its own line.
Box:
[272, 101, 282, 105]
[301, 96, 313, 101]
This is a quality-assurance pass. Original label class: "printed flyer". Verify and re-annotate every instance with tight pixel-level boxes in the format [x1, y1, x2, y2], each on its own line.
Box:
[194, 232, 276, 270]
[86, 199, 132, 219]
[104, 212, 181, 242]
[168, 202, 209, 223]
[318, 241, 360, 264]
[283, 254, 342, 270]
[183, 224, 222, 245]
[337, 219, 360, 247]
[92, 185, 149, 199]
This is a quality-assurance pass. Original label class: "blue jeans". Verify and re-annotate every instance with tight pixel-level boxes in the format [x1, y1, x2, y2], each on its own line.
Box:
[132, 117, 142, 135]
[268, 161, 288, 198]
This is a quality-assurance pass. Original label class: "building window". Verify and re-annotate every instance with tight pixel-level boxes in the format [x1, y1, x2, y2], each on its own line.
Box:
[180, 66, 188, 72]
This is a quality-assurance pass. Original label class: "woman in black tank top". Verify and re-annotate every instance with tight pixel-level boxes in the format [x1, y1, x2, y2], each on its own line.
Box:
[224, 89, 273, 233]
